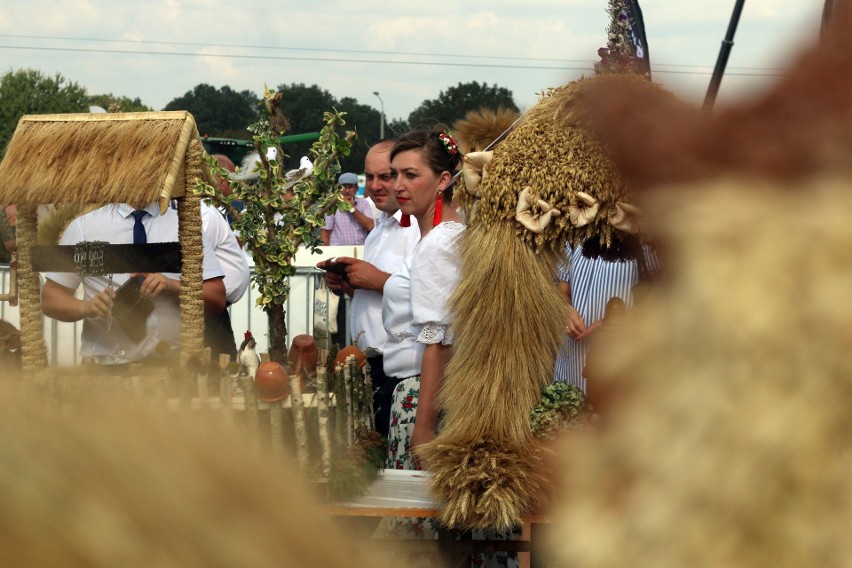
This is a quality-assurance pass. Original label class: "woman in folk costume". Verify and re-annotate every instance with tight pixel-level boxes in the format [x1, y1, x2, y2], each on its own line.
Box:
[381, 126, 465, 470]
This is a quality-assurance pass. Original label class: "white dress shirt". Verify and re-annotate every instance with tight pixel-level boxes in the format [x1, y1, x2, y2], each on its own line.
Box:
[381, 221, 464, 378]
[349, 209, 419, 354]
[201, 203, 250, 304]
[46, 203, 224, 362]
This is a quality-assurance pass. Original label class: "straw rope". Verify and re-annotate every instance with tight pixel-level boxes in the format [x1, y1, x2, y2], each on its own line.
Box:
[177, 139, 205, 366]
[159, 114, 199, 212]
[15, 206, 47, 372]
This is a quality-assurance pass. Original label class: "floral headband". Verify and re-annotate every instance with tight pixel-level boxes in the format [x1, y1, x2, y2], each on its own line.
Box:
[438, 132, 459, 156]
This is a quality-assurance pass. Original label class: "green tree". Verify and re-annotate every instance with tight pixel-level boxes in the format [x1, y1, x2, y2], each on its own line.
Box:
[407, 81, 519, 130]
[88, 93, 153, 113]
[0, 69, 89, 153]
[163, 84, 258, 138]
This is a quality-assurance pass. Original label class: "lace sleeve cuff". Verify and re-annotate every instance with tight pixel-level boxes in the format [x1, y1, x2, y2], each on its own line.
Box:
[417, 322, 454, 345]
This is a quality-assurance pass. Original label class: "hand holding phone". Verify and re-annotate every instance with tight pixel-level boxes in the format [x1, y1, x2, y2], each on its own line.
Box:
[320, 257, 349, 277]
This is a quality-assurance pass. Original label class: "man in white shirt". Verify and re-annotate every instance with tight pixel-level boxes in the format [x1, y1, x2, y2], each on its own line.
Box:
[318, 140, 419, 437]
[42, 203, 226, 363]
[201, 202, 250, 358]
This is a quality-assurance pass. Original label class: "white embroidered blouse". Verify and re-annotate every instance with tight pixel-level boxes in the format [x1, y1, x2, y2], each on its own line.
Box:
[381, 221, 465, 379]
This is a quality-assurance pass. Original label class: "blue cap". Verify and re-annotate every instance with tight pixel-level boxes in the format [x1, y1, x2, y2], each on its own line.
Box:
[338, 172, 359, 185]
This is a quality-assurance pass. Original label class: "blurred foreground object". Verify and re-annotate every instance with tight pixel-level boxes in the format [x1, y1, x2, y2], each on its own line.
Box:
[0, 383, 382, 568]
[548, 5, 852, 566]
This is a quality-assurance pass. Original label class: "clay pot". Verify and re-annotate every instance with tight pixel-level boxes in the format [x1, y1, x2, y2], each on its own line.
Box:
[254, 361, 289, 402]
[288, 334, 318, 373]
[333, 345, 367, 368]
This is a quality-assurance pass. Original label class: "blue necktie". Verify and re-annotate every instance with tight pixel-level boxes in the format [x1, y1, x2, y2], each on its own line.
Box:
[131, 210, 148, 245]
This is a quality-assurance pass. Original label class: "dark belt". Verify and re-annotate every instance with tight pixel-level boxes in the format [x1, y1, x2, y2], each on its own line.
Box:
[31, 242, 182, 274]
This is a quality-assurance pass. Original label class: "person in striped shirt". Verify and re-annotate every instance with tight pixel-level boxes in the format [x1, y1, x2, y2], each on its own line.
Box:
[554, 243, 660, 391]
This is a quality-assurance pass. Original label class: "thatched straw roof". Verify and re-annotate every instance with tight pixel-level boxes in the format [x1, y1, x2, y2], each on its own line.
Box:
[0, 111, 212, 212]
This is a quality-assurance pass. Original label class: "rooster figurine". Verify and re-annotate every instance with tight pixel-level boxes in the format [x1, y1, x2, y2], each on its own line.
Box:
[236, 330, 260, 381]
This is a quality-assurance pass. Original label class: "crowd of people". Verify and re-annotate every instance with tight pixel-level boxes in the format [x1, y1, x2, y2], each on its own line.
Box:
[0, 124, 652, 459]
[318, 125, 657, 464]
[1, 124, 653, 567]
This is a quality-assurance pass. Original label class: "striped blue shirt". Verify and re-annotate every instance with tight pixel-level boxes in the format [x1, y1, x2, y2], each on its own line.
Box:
[553, 244, 659, 391]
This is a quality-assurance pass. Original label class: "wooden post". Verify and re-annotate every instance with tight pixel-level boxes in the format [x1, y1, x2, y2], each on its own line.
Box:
[240, 375, 261, 452]
[316, 366, 332, 478]
[269, 399, 285, 457]
[289, 373, 309, 471]
[218, 354, 233, 419]
[196, 347, 211, 408]
[343, 362, 354, 447]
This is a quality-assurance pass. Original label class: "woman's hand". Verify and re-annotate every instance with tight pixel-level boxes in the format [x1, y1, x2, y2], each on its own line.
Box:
[575, 319, 603, 342]
[410, 422, 436, 469]
[565, 304, 586, 339]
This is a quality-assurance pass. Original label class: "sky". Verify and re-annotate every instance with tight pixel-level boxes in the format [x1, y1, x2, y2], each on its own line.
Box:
[0, 0, 827, 124]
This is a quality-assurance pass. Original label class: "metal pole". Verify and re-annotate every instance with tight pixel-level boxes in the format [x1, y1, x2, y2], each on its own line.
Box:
[703, 0, 747, 110]
[372, 91, 385, 139]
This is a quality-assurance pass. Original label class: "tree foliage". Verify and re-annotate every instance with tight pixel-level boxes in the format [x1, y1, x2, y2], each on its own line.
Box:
[170, 79, 519, 174]
[387, 117, 411, 138]
[407, 81, 519, 130]
[0, 69, 89, 154]
[163, 83, 258, 138]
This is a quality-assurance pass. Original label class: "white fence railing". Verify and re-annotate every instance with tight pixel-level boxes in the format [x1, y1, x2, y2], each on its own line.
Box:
[1, 247, 358, 366]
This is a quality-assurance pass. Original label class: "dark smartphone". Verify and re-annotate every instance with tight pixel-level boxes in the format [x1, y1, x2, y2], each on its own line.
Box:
[321, 259, 349, 277]
[111, 277, 155, 343]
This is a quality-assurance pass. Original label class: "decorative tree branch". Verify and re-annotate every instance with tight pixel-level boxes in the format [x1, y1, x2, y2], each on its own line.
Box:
[193, 85, 355, 363]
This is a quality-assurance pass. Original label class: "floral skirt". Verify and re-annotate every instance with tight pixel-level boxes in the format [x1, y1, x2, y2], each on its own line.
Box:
[386, 376, 421, 470]
[385, 376, 439, 541]
[385, 376, 519, 568]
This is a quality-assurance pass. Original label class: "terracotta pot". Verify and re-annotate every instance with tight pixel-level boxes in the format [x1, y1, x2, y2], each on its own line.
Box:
[333, 345, 367, 368]
[254, 361, 289, 402]
[288, 334, 318, 372]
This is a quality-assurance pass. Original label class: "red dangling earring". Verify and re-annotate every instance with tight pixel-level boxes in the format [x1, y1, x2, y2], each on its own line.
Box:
[400, 214, 411, 227]
[433, 190, 443, 227]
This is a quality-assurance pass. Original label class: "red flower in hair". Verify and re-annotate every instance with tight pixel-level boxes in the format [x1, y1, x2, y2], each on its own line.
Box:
[438, 132, 459, 155]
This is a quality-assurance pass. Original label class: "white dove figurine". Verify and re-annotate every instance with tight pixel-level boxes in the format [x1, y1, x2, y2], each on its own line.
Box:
[285, 156, 313, 182]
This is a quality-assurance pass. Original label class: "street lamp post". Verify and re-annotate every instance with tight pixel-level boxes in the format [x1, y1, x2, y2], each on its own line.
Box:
[372, 91, 385, 140]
